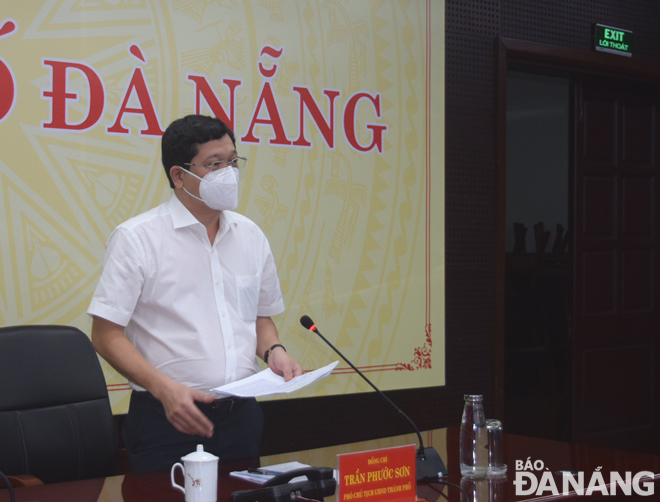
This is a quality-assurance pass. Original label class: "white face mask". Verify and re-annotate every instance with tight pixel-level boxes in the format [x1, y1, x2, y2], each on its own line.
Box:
[180, 166, 239, 211]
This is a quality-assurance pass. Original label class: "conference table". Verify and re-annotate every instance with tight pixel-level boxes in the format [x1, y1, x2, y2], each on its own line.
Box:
[1, 427, 658, 501]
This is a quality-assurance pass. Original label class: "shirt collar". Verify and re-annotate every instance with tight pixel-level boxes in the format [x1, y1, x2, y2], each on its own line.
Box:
[167, 194, 240, 231]
[168, 194, 199, 229]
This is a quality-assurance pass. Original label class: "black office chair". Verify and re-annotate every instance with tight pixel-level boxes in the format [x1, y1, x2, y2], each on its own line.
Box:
[0, 325, 118, 484]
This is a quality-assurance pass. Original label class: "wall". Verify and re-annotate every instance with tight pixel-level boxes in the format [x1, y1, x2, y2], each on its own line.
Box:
[445, 0, 660, 423]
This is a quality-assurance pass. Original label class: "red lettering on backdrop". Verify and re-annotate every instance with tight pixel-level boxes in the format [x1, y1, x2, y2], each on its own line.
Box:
[343, 92, 388, 153]
[241, 45, 290, 146]
[9, 36, 388, 149]
[241, 82, 290, 145]
[106, 66, 163, 136]
[0, 19, 17, 123]
[0, 19, 15, 37]
[42, 60, 105, 130]
[292, 87, 340, 149]
[187, 74, 241, 131]
[257, 45, 283, 78]
[0, 58, 14, 122]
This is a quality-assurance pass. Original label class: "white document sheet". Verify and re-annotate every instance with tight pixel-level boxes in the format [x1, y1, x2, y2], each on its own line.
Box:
[211, 360, 338, 398]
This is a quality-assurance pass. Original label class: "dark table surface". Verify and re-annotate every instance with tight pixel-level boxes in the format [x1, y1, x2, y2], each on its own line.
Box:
[2, 428, 659, 501]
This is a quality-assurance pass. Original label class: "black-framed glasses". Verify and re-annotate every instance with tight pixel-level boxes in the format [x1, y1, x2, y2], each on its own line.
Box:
[184, 156, 247, 171]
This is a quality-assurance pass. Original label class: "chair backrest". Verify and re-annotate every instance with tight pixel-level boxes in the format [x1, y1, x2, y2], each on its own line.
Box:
[0, 325, 117, 483]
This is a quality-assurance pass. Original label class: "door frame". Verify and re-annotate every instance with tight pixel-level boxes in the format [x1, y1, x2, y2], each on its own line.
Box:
[494, 38, 660, 421]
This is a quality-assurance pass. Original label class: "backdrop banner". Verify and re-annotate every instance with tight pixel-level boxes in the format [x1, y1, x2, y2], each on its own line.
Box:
[0, 0, 444, 412]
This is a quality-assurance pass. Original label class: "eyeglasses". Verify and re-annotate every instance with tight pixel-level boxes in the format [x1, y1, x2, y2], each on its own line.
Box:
[184, 156, 247, 171]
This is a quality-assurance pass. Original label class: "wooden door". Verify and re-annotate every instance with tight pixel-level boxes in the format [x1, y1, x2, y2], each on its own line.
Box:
[573, 75, 660, 453]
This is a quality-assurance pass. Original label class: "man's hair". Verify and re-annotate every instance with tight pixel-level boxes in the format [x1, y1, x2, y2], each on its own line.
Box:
[161, 115, 236, 188]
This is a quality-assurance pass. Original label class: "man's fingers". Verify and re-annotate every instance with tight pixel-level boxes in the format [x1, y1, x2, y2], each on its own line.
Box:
[281, 363, 294, 382]
[163, 387, 215, 437]
[192, 389, 216, 403]
[170, 405, 214, 437]
[186, 403, 214, 437]
[270, 350, 303, 382]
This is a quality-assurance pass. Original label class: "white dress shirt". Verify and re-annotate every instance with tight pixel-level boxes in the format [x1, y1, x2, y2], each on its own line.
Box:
[88, 194, 284, 392]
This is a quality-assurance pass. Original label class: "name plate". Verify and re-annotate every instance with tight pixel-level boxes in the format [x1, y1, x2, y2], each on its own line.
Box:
[338, 444, 416, 502]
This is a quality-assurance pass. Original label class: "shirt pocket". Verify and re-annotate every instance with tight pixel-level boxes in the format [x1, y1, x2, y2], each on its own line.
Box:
[236, 275, 259, 321]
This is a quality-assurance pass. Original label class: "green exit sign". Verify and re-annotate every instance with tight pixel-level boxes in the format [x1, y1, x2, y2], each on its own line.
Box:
[594, 24, 633, 57]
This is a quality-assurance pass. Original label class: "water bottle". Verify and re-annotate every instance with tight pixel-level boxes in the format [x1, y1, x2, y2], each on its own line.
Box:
[460, 394, 488, 478]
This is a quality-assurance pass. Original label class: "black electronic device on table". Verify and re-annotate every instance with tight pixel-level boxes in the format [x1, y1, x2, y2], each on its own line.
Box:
[231, 466, 336, 502]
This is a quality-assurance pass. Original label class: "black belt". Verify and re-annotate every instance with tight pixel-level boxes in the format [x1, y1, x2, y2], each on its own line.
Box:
[200, 396, 242, 413]
[132, 390, 248, 414]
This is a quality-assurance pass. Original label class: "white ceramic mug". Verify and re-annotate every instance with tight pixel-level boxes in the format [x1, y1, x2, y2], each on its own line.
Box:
[171, 444, 219, 502]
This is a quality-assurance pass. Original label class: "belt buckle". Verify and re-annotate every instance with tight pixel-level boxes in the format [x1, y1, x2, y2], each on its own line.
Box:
[212, 397, 235, 412]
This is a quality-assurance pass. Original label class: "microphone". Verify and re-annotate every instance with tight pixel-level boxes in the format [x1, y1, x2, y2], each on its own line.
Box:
[300, 315, 447, 480]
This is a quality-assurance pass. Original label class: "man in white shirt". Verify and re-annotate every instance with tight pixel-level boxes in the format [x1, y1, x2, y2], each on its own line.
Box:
[88, 114, 302, 472]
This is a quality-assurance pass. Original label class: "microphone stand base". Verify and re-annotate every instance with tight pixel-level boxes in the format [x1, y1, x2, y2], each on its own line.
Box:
[416, 447, 447, 480]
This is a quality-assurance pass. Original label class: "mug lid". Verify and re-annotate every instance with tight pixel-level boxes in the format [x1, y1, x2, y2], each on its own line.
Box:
[181, 444, 219, 462]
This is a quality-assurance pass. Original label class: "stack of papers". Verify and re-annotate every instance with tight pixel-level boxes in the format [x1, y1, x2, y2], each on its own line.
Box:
[211, 361, 338, 397]
[230, 461, 311, 485]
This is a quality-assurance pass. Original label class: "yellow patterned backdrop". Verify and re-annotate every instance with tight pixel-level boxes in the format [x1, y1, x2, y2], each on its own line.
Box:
[0, 0, 444, 414]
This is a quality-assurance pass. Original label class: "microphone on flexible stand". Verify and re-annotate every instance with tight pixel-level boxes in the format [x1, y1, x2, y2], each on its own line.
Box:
[299, 315, 447, 480]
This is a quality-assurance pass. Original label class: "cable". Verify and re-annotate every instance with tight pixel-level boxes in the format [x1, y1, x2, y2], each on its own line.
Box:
[423, 478, 469, 502]
[0, 470, 16, 502]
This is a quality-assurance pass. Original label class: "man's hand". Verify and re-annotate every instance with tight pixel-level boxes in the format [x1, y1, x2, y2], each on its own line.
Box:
[256, 316, 302, 381]
[268, 347, 303, 382]
[91, 316, 216, 438]
[155, 380, 216, 437]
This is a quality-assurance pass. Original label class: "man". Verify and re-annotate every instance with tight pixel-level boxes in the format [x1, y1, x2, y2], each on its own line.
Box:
[88, 114, 302, 472]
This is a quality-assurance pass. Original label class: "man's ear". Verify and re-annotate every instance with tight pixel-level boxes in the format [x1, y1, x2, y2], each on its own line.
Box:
[170, 165, 184, 188]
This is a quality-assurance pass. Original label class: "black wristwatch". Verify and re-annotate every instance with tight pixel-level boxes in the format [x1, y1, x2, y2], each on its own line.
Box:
[263, 343, 286, 364]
